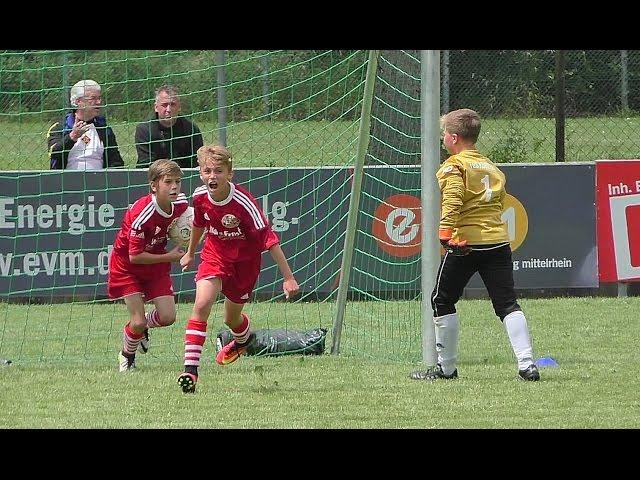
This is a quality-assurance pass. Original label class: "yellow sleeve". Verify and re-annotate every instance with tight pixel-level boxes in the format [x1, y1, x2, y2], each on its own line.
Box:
[436, 158, 465, 230]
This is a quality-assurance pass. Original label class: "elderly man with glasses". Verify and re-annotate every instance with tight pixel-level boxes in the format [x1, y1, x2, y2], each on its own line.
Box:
[47, 79, 124, 170]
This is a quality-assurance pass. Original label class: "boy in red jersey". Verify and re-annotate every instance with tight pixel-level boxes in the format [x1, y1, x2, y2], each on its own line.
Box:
[108, 159, 189, 372]
[177, 145, 299, 393]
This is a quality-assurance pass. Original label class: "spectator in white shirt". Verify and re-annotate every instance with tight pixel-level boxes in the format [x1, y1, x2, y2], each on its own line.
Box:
[47, 79, 124, 170]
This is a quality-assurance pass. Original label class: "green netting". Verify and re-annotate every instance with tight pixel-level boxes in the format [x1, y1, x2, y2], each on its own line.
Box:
[0, 50, 380, 363]
[9, 50, 634, 365]
[0, 50, 426, 365]
[0, 50, 368, 169]
[338, 51, 423, 362]
[0, 50, 640, 363]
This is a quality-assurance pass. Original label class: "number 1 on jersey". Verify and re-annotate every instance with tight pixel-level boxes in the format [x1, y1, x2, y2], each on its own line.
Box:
[481, 174, 493, 202]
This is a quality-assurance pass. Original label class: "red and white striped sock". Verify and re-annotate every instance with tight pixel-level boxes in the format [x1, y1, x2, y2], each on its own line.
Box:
[184, 319, 208, 368]
[231, 313, 251, 344]
[145, 309, 162, 329]
[123, 323, 144, 355]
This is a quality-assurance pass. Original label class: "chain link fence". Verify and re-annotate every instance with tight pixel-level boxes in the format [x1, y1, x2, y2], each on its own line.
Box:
[369, 50, 640, 165]
[443, 49, 640, 163]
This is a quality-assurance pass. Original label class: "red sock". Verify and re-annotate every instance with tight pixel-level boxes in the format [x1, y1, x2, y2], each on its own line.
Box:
[184, 319, 207, 368]
[231, 313, 251, 344]
[123, 323, 144, 355]
[145, 310, 162, 328]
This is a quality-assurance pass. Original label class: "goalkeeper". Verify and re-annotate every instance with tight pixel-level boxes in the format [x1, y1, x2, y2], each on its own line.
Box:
[410, 108, 539, 382]
[107, 159, 188, 372]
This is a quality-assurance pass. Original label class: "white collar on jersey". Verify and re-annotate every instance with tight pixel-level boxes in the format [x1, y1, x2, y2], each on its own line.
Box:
[207, 182, 235, 206]
[152, 194, 174, 218]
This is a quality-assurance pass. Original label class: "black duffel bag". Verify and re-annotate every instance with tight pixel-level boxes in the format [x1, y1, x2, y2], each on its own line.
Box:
[215, 327, 327, 357]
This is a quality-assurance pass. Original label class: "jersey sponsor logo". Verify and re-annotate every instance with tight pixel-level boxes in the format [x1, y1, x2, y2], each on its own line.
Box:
[222, 213, 240, 228]
[209, 226, 245, 240]
[146, 235, 167, 250]
[130, 229, 145, 239]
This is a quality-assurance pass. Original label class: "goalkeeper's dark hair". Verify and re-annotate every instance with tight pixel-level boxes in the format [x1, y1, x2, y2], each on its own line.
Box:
[148, 158, 183, 184]
[441, 108, 481, 143]
[197, 144, 233, 170]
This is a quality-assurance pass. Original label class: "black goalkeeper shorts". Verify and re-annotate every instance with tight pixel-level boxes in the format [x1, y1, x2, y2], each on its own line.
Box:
[431, 242, 521, 321]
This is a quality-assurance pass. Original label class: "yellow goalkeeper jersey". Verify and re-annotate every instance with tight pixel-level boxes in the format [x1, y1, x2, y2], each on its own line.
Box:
[436, 149, 509, 244]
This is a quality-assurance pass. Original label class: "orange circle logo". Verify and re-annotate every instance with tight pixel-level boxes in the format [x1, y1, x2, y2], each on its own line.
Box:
[373, 194, 422, 257]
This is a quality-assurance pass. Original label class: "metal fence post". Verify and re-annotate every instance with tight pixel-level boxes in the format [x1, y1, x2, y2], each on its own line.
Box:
[555, 50, 566, 163]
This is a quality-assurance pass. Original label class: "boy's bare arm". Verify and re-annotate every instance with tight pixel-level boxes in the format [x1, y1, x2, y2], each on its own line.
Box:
[268, 243, 300, 299]
[130, 244, 184, 264]
[180, 225, 205, 272]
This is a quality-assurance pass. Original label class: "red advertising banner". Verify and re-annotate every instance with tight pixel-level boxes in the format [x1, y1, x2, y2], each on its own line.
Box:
[596, 160, 640, 282]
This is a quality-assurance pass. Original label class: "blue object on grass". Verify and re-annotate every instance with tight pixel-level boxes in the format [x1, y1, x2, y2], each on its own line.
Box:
[535, 356, 559, 368]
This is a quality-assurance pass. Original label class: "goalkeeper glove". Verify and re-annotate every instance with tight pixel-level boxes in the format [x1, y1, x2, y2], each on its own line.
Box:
[439, 228, 472, 256]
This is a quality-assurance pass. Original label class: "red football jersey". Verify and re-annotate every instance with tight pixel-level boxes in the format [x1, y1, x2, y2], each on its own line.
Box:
[111, 193, 189, 277]
[192, 183, 279, 265]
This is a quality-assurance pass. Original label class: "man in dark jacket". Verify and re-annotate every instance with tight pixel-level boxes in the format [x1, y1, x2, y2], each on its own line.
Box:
[47, 79, 124, 170]
[135, 85, 204, 169]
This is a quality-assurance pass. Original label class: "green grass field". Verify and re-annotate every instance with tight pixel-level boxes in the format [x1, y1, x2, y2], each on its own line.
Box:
[2, 116, 640, 170]
[1, 296, 638, 428]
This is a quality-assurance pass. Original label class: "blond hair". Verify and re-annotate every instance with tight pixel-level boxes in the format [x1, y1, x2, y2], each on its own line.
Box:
[441, 108, 481, 143]
[148, 158, 183, 183]
[197, 144, 233, 170]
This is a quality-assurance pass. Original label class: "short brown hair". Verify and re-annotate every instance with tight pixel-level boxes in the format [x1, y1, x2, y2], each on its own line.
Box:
[197, 144, 233, 170]
[441, 108, 481, 143]
[155, 84, 180, 102]
[147, 158, 183, 183]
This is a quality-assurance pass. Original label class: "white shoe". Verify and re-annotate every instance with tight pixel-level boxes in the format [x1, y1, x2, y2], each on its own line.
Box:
[118, 351, 136, 372]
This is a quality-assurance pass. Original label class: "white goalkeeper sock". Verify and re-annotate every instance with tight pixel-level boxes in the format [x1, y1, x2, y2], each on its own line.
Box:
[434, 313, 459, 376]
[503, 310, 534, 370]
